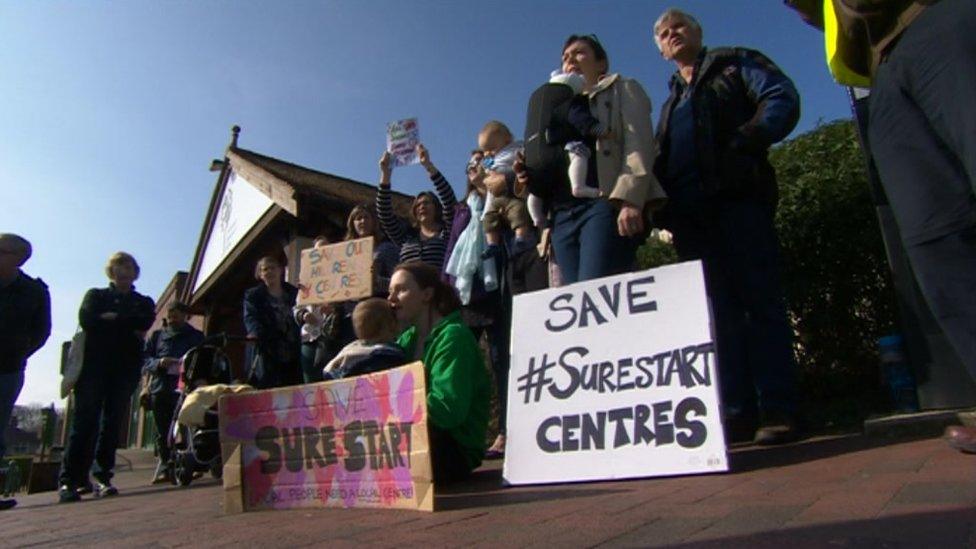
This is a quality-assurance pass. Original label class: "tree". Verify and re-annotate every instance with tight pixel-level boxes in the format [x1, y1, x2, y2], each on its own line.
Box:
[772, 120, 897, 423]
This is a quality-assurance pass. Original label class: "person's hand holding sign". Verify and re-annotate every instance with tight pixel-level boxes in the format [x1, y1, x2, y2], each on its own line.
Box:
[417, 144, 437, 176]
[379, 151, 393, 188]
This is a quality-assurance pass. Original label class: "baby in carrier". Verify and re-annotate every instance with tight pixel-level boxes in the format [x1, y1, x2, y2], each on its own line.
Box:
[547, 71, 611, 203]
[322, 298, 407, 380]
[521, 71, 613, 231]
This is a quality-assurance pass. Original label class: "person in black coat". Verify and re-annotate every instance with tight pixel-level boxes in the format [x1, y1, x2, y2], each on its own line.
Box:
[59, 252, 155, 503]
[243, 255, 301, 389]
[0, 234, 50, 511]
[142, 301, 203, 483]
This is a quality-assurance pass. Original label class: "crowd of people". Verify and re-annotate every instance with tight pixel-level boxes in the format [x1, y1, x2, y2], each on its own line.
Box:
[2, 2, 974, 510]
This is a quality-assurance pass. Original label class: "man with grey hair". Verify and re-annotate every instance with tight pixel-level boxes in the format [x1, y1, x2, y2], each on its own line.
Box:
[651, 9, 802, 445]
[0, 233, 51, 510]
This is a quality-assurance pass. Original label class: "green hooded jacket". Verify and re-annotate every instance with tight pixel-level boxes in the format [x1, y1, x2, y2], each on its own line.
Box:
[397, 310, 490, 470]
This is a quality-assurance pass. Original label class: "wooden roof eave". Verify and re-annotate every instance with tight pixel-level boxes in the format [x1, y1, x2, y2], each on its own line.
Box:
[226, 149, 299, 217]
[187, 204, 288, 309]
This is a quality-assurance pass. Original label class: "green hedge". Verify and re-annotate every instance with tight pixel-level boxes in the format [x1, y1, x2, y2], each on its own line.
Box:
[772, 120, 896, 426]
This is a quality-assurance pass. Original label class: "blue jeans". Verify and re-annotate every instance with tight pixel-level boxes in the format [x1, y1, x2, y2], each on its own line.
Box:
[670, 198, 797, 419]
[552, 199, 640, 284]
[59, 370, 135, 485]
[0, 371, 25, 460]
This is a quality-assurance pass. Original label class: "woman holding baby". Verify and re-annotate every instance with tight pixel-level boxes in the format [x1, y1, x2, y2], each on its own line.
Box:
[513, 34, 666, 284]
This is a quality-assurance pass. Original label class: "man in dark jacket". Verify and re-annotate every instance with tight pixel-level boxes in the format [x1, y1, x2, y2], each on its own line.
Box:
[787, 0, 976, 454]
[0, 234, 51, 510]
[652, 9, 801, 445]
[143, 301, 203, 483]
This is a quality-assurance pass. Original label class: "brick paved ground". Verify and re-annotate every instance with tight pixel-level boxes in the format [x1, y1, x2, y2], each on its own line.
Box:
[1, 433, 974, 548]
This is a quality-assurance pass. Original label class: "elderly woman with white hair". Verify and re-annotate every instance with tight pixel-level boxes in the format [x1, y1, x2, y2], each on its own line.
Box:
[59, 251, 156, 503]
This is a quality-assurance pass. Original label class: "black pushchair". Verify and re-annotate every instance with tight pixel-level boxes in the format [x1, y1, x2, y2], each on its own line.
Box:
[166, 334, 238, 487]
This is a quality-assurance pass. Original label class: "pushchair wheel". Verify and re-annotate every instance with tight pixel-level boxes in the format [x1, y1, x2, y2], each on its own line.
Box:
[175, 453, 194, 487]
[210, 459, 223, 480]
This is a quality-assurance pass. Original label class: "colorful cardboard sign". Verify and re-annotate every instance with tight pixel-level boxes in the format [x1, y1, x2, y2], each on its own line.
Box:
[503, 261, 728, 485]
[386, 118, 420, 167]
[297, 237, 374, 305]
[219, 362, 433, 513]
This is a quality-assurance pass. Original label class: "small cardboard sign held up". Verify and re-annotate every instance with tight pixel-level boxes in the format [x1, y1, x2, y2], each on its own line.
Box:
[387, 118, 420, 168]
[297, 237, 374, 305]
[219, 362, 433, 513]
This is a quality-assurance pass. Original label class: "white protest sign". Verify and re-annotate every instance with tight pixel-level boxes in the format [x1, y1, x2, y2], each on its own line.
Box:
[386, 118, 420, 168]
[503, 261, 728, 485]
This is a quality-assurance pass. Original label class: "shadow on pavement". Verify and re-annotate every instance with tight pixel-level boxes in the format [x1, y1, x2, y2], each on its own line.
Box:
[434, 468, 627, 511]
[661, 507, 976, 548]
[436, 486, 626, 511]
[729, 431, 941, 473]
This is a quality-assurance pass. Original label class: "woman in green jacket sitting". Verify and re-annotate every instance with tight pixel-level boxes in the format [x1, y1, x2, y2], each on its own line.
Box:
[388, 261, 490, 483]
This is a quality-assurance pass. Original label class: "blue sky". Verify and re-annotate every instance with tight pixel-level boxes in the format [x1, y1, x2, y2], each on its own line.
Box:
[2, 1, 847, 405]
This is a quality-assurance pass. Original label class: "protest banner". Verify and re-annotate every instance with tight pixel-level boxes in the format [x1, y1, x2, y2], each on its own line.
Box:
[219, 362, 433, 513]
[387, 118, 420, 167]
[297, 237, 373, 305]
[503, 261, 728, 485]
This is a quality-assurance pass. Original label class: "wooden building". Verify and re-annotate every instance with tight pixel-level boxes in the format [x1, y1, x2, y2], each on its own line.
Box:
[180, 126, 414, 381]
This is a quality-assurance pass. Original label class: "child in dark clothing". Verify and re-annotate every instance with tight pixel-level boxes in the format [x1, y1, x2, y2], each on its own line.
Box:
[322, 298, 407, 380]
[549, 71, 610, 201]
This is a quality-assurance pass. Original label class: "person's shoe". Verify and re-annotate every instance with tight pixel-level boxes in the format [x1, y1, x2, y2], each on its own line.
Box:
[944, 425, 976, 454]
[77, 479, 94, 495]
[94, 481, 118, 498]
[151, 462, 173, 485]
[485, 434, 506, 460]
[723, 414, 759, 445]
[754, 415, 799, 446]
[0, 498, 17, 510]
[151, 470, 173, 485]
[58, 484, 81, 503]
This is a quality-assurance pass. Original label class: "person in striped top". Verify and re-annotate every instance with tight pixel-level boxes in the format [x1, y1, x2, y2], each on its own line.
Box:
[377, 144, 456, 271]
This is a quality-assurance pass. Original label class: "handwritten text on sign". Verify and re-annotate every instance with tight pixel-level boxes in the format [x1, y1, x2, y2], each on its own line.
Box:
[503, 261, 728, 485]
[387, 118, 420, 168]
[297, 237, 373, 305]
[219, 362, 433, 513]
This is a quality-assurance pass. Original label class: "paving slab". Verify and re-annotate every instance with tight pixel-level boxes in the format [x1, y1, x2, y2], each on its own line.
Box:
[1, 434, 973, 548]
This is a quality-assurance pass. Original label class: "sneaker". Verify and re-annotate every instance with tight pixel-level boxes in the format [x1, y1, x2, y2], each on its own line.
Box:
[58, 484, 81, 503]
[77, 479, 94, 495]
[151, 462, 173, 485]
[94, 481, 118, 498]
[723, 413, 759, 445]
[0, 498, 17, 510]
[754, 415, 799, 446]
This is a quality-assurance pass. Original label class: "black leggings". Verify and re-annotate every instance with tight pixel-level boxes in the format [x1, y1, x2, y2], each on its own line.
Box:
[429, 426, 473, 484]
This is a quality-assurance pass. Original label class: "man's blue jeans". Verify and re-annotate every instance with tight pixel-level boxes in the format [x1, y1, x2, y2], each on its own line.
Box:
[0, 371, 25, 460]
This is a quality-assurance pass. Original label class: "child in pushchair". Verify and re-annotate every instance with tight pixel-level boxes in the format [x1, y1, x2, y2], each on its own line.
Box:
[165, 333, 239, 487]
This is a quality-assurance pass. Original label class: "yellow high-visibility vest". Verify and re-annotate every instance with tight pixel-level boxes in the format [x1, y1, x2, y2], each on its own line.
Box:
[824, 0, 872, 87]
